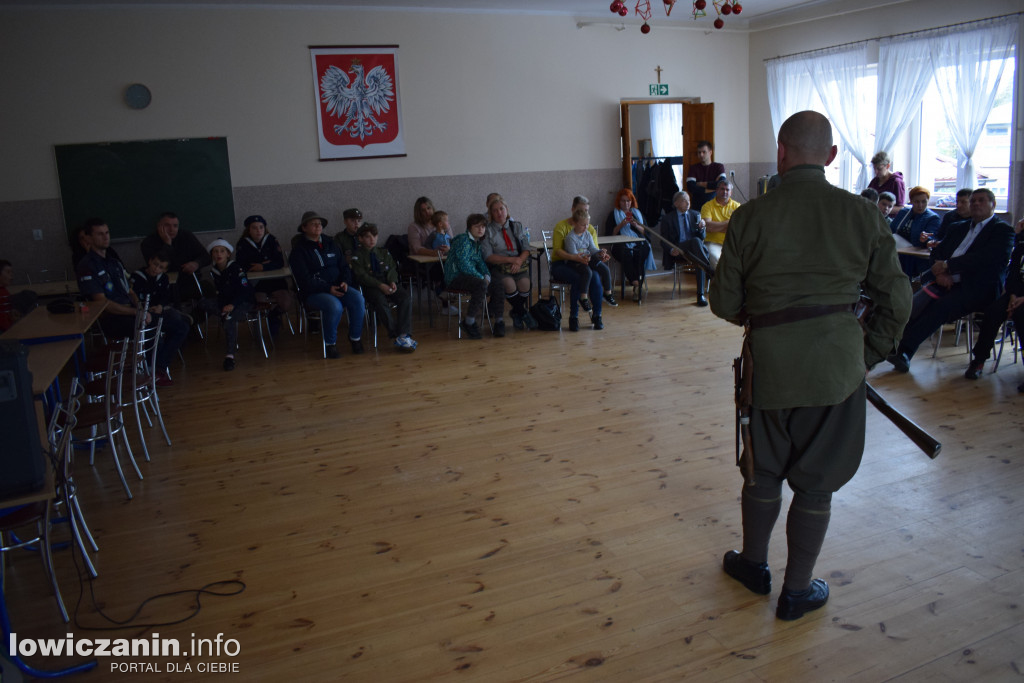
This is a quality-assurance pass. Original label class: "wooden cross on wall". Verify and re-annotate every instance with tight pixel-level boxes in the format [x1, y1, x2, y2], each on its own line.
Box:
[655, 65, 663, 84]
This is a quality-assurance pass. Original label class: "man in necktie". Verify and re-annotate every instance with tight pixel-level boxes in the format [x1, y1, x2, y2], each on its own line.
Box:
[887, 188, 1015, 373]
[658, 191, 714, 306]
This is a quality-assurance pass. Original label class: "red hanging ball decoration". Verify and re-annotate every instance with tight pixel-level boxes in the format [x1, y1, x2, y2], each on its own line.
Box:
[732, 3, 742, 13]
[694, 0, 706, 9]
[641, 22, 652, 34]
[619, 5, 629, 16]
[721, 2, 732, 14]
[714, 17, 724, 28]
[610, 1, 620, 12]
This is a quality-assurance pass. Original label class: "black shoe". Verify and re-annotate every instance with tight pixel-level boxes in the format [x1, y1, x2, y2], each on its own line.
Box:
[493, 320, 506, 338]
[964, 359, 984, 379]
[511, 313, 526, 330]
[522, 311, 538, 330]
[569, 316, 579, 332]
[350, 339, 364, 355]
[326, 344, 340, 359]
[886, 351, 910, 373]
[580, 298, 592, 313]
[1018, 381, 1024, 393]
[459, 320, 482, 340]
[722, 550, 771, 595]
[223, 356, 235, 371]
[776, 579, 829, 621]
[603, 293, 618, 307]
[696, 293, 708, 307]
[591, 314, 603, 330]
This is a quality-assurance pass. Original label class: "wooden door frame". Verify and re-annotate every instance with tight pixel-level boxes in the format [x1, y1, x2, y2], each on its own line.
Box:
[620, 97, 703, 191]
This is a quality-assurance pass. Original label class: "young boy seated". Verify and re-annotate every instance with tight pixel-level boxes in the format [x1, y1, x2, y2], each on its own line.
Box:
[130, 248, 191, 386]
[201, 239, 255, 371]
[427, 211, 452, 252]
[350, 224, 417, 352]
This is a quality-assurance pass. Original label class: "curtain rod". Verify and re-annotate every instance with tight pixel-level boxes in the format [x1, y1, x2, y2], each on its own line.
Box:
[765, 11, 1021, 63]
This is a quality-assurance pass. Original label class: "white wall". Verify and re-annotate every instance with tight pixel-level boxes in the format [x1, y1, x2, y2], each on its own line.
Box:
[0, 6, 750, 203]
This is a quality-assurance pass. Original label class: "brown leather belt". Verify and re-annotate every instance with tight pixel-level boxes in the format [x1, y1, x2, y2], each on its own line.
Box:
[748, 303, 855, 330]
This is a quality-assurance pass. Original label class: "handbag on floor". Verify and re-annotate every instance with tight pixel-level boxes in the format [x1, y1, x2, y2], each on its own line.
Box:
[529, 297, 561, 331]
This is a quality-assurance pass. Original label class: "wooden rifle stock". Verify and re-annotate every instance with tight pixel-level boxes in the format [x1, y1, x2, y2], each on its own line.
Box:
[865, 382, 941, 459]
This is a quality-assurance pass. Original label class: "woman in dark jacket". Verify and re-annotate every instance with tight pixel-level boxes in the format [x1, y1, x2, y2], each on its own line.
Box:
[288, 211, 365, 359]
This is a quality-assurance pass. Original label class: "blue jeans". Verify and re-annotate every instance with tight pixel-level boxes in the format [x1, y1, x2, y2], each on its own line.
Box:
[551, 261, 603, 318]
[306, 289, 365, 345]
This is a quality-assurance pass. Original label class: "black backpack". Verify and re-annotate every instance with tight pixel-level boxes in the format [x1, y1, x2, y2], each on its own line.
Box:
[529, 297, 561, 331]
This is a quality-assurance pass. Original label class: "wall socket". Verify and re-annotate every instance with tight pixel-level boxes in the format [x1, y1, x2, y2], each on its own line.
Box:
[32, 229, 43, 241]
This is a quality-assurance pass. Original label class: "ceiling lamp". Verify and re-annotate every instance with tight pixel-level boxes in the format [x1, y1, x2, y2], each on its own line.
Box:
[609, 0, 742, 32]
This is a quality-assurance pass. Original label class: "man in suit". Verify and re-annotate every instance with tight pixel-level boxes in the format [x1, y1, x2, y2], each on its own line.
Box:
[964, 218, 1024, 385]
[887, 188, 1015, 373]
[658, 191, 714, 306]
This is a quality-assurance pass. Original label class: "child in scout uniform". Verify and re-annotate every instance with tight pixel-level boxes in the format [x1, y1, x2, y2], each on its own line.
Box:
[350, 224, 416, 352]
[204, 239, 255, 370]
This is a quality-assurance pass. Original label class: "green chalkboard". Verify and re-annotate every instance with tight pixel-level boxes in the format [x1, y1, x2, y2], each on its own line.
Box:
[54, 137, 235, 240]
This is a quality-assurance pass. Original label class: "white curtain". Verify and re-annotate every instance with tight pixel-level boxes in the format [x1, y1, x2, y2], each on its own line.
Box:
[875, 35, 934, 165]
[928, 17, 1019, 190]
[765, 54, 817, 141]
[650, 103, 683, 186]
[806, 44, 875, 191]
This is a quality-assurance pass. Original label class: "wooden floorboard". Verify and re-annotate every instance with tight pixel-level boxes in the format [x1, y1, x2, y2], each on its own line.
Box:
[5, 275, 1023, 681]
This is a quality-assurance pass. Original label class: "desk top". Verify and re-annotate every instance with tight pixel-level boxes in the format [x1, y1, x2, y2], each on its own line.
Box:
[408, 254, 442, 264]
[9, 280, 79, 298]
[897, 245, 931, 259]
[529, 233, 643, 250]
[247, 266, 293, 281]
[0, 300, 107, 342]
[27, 338, 82, 395]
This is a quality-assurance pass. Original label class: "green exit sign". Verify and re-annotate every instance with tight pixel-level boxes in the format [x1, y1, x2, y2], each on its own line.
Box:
[649, 84, 669, 96]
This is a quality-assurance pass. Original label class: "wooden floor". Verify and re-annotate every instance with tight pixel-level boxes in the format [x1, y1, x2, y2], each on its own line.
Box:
[6, 274, 1024, 682]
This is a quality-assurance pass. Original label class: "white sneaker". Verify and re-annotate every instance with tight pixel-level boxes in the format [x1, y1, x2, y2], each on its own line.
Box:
[395, 334, 418, 351]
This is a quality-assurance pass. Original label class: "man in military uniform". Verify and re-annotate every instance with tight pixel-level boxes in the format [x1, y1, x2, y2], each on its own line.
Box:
[709, 111, 911, 620]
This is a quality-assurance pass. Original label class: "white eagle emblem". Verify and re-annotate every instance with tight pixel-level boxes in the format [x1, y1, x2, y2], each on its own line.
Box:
[319, 61, 395, 142]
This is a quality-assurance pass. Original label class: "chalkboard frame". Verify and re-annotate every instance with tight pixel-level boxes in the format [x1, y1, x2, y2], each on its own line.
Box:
[54, 137, 236, 241]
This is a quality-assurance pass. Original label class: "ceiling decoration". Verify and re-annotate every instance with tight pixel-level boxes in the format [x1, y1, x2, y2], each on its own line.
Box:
[608, 0, 744, 32]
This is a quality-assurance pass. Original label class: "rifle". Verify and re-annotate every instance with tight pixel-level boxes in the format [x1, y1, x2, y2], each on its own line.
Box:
[865, 382, 941, 459]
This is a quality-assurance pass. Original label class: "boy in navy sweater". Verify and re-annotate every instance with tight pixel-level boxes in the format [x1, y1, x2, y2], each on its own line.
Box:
[130, 249, 191, 385]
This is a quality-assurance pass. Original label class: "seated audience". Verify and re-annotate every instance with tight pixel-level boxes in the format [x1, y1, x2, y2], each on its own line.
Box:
[686, 140, 726, 212]
[658, 191, 714, 307]
[335, 208, 363, 261]
[554, 208, 606, 331]
[934, 188, 973, 244]
[701, 179, 741, 271]
[552, 196, 616, 307]
[444, 214, 491, 340]
[867, 151, 906, 215]
[350, 223, 416, 352]
[140, 212, 211, 302]
[964, 218, 1024, 388]
[606, 188, 654, 303]
[289, 211, 366, 359]
[76, 218, 147, 341]
[130, 249, 190, 386]
[234, 214, 295, 336]
[202, 240, 255, 372]
[481, 196, 534, 335]
[877, 192, 896, 223]
[71, 225, 121, 270]
[427, 211, 453, 251]
[407, 196, 454, 315]
[887, 189, 1015, 373]
[891, 186, 941, 277]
